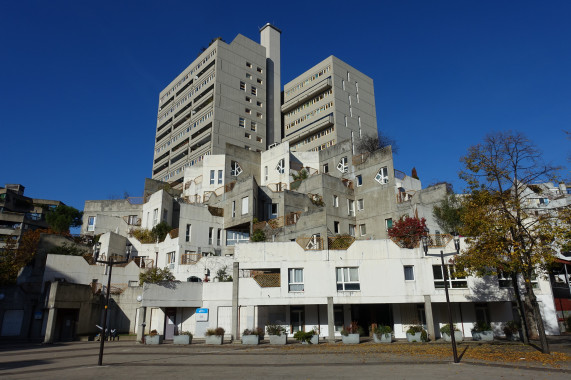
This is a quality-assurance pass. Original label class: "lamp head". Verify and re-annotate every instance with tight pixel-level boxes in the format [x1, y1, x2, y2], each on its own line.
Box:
[453, 232, 460, 254]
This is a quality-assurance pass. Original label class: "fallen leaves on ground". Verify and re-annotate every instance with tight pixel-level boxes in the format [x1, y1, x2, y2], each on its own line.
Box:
[281, 342, 570, 368]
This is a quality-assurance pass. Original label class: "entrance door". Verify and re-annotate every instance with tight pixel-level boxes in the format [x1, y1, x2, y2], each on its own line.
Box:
[56, 309, 78, 342]
[164, 308, 176, 340]
[290, 307, 304, 333]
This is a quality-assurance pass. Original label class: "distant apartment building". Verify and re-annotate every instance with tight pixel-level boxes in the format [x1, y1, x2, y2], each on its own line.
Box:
[282, 56, 377, 153]
[0, 184, 62, 248]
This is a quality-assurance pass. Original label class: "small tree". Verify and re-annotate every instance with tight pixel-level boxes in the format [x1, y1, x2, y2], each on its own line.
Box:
[139, 267, 176, 286]
[251, 229, 266, 242]
[388, 217, 427, 249]
[432, 194, 465, 234]
[45, 205, 83, 234]
[151, 222, 171, 242]
[215, 266, 233, 282]
[356, 133, 399, 154]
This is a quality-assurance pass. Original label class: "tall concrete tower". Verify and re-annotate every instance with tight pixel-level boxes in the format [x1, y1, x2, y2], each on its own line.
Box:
[260, 23, 282, 147]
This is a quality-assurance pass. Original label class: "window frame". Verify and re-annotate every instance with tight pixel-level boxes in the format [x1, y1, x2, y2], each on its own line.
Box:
[336, 267, 360, 291]
[404, 265, 415, 281]
[288, 268, 304, 292]
[375, 167, 389, 184]
[433, 265, 467, 289]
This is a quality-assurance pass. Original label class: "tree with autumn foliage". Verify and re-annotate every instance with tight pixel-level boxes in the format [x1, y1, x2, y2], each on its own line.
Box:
[388, 216, 427, 249]
[455, 131, 561, 354]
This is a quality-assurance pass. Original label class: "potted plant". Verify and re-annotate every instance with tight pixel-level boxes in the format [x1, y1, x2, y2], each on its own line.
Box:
[406, 325, 427, 342]
[205, 327, 225, 345]
[503, 320, 521, 341]
[341, 321, 362, 344]
[372, 325, 392, 343]
[266, 323, 287, 345]
[173, 331, 192, 345]
[293, 329, 318, 344]
[471, 321, 493, 341]
[440, 324, 463, 342]
[242, 327, 264, 345]
[145, 329, 163, 345]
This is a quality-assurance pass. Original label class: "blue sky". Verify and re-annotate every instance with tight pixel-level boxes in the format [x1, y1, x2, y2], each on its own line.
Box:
[1, 0, 569, 211]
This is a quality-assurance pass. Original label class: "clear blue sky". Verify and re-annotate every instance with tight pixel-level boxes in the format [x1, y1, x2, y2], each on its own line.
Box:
[1, 0, 569, 211]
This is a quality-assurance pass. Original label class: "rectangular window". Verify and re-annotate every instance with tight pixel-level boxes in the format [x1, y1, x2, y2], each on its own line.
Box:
[356, 175, 362, 186]
[163, 209, 168, 222]
[385, 218, 393, 230]
[152, 208, 158, 226]
[257, 67, 262, 73]
[226, 230, 249, 246]
[344, 115, 348, 127]
[404, 266, 415, 281]
[257, 78, 262, 84]
[334, 221, 340, 234]
[359, 224, 366, 236]
[251, 86, 257, 96]
[357, 199, 364, 211]
[256, 112, 262, 118]
[181, 251, 198, 265]
[288, 268, 304, 292]
[241, 196, 249, 215]
[433, 265, 467, 289]
[333, 195, 339, 208]
[239, 117, 245, 128]
[349, 224, 356, 236]
[250, 121, 257, 131]
[264, 166, 268, 181]
[269, 203, 278, 219]
[246, 73, 252, 79]
[246, 96, 251, 102]
[210, 170, 215, 185]
[218, 170, 223, 185]
[497, 271, 512, 288]
[245, 133, 251, 139]
[337, 157, 348, 173]
[208, 227, 214, 245]
[240, 81, 246, 91]
[87, 216, 96, 232]
[246, 62, 252, 68]
[256, 101, 262, 107]
[217, 229, 221, 246]
[186, 224, 191, 242]
[232, 201, 236, 218]
[347, 199, 355, 216]
[336, 267, 360, 291]
[167, 251, 175, 264]
[323, 163, 329, 173]
[375, 167, 389, 184]
[342, 80, 345, 90]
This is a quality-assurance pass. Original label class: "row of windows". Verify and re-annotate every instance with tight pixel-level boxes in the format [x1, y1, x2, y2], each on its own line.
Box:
[332, 220, 367, 237]
[155, 110, 213, 155]
[245, 62, 263, 74]
[285, 101, 333, 130]
[161, 151, 211, 182]
[291, 126, 334, 150]
[285, 65, 331, 97]
[158, 72, 215, 123]
[160, 49, 216, 104]
[308, 139, 335, 152]
[245, 72, 263, 84]
[245, 96, 263, 107]
[284, 89, 333, 119]
[239, 81, 258, 96]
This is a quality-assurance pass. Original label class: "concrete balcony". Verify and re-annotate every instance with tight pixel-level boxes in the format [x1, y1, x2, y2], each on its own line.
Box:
[281, 77, 332, 113]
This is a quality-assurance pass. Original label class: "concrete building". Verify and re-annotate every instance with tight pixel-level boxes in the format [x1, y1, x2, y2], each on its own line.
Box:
[282, 56, 377, 153]
[0, 184, 63, 249]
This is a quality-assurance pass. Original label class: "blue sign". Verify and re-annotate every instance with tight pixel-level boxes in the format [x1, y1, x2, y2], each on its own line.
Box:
[196, 308, 208, 321]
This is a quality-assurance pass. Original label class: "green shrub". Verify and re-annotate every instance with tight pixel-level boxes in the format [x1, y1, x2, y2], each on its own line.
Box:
[472, 321, 491, 332]
[266, 323, 286, 336]
[373, 325, 393, 335]
[439, 324, 459, 335]
[503, 320, 520, 335]
[406, 325, 424, 334]
[293, 330, 316, 343]
[251, 229, 266, 242]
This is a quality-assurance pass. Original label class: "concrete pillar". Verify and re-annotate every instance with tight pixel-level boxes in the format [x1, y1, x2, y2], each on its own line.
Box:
[259, 23, 281, 146]
[43, 307, 57, 344]
[424, 295, 435, 341]
[232, 262, 239, 341]
[136, 307, 147, 343]
[327, 297, 335, 343]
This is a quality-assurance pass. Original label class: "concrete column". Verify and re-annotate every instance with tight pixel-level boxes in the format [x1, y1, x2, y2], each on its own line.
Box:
[232, 262, 239, 341]
[327, 297, 335, 343]
[259, 23, 282, 146]
[43, 307, 57, 344]
[424, 295, 435, 341]
[136, 307, 147, 343]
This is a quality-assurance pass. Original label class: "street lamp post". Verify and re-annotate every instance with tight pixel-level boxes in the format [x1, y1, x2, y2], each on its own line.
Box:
[422, 232, 461, 364]
[93, 241, 132, 366]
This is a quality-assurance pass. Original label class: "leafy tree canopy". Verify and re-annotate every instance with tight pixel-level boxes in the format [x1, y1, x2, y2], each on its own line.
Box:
[432, 194, 465, 234]
[151, 221, 172, 242]
[139, 267, 176, 286]
[46, 205, 82, 234]
[356, 133, 399, 155]
[388, 216, 427, 249]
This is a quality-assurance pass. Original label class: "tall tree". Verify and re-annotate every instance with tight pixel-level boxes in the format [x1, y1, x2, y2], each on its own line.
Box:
[45, 205, 83, 234]
[456, 131, 560, 353]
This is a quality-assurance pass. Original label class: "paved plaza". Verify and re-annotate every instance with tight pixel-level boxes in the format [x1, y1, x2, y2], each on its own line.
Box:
[1, 338, 570, 379]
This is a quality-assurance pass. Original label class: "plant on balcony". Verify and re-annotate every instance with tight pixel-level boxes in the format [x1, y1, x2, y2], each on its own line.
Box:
[388, 216, 427, 249]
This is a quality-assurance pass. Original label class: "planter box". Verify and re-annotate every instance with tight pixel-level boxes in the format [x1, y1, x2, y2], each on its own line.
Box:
[173, 335, 191, 345]
[241, 335, 260, 345]
[301, 335, 319, 344]
[145, 335, 163, 345]
[506, 332, 521, 341]
[269, 334, 287, 345]
[341, 334, 360, 344]
[373, 333, 392, 343]
[472, 331, 493, 341]
[205, 335, 223, 345]
[406, 332, 423, 342]
[442, 331, 463, 342]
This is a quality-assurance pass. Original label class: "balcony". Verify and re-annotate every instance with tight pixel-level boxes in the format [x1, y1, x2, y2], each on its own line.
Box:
[281, 77, 332, 113]
[285, 114, 334, 139]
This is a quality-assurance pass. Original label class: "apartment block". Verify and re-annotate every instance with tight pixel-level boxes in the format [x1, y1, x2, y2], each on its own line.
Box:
[282, 56, 378, 153]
